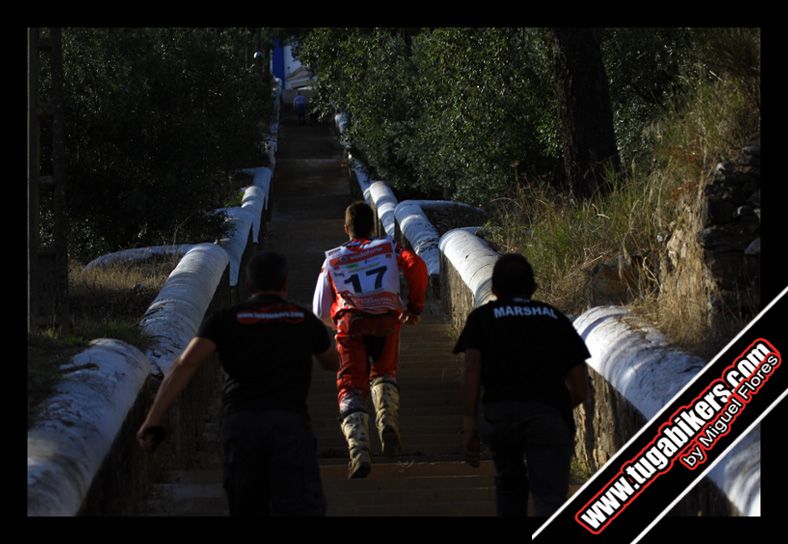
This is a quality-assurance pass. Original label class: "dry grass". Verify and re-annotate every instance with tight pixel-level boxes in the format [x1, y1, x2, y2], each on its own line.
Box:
[27, 253, 180, 427]
[486, 168, 669, 317]
[68, 254, 179, 329]
[647, 74, 759, 356]
[487, 73, 759, 357]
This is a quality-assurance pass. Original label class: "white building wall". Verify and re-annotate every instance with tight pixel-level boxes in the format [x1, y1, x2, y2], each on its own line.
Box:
[284, 45, 302, 89]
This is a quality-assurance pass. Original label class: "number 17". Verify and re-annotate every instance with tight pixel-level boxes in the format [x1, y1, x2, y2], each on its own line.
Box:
[344, 266, 387, 293]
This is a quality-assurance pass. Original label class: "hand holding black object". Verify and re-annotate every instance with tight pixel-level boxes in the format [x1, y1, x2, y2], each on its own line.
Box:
[137, 425, 167, 452]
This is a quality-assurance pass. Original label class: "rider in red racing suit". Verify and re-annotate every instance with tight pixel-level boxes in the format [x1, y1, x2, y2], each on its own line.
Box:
[313, 202, 428, 478]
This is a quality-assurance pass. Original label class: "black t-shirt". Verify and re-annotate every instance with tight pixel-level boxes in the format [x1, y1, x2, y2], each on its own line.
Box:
[198, 293, 331, 416]
[453, 296, 590, 425]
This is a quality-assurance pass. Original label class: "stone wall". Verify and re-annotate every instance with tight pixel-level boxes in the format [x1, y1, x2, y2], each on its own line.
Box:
[660, 142, 762, 346]
[440, 251, 477, 336]
[573, 365, 645, 472]
[700, 144, 761, 327]
[76, 380, 158, 515]
[575, 366, 745, 516]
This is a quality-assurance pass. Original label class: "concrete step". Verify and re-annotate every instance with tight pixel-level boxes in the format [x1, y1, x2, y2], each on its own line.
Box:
[322, 460, 496, 516]
[145, 461, 499, 517]
[328, 501, 495, 516]
[141, 482, 227, 517]
[162, 468, 223, 485]
[160, 461, 496, 487]
[306, 400, 463, 412]
[196, 444, 468, 462]
[321, 460, 496, 479]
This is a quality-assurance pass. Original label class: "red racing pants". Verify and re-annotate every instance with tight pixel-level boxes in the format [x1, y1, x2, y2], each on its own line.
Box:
[335, 311, 401, 418]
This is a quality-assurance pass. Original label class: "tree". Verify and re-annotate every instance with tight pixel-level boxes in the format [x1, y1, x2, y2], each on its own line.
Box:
[61, 28, 272, 262]
[552, 28, 621, 198]
[298, 27, 562, 205]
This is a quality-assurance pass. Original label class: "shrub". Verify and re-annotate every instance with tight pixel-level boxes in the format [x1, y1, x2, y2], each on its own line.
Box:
[60, 28, 272, 262]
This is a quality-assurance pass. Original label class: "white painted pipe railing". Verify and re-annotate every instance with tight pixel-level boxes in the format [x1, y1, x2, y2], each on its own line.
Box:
[335, 112, 351, 149]
[396, 200, 485, 277]
[240, 167, 273, 245]
[28, 78, 282, 516]
[27, 339, 150, 516]
[367, 181, 399, 239]
[84, 245, 197, 271]
[574, 307, 761, 515]
[335, 112, 349, 135]
[266, 78, 282, 168]
[28, 184, 257, 516]
[350, 157, 371, 201]
[140, 243, 230, 376]
[439, 228, 499, 307]
[213, 207, 255, 288]
[395, 200, 441, 276]
[241, 185, 265, 244]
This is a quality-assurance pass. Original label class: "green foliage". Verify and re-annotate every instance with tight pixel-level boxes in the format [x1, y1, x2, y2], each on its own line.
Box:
[299, 28, 420, 190]
[62, 28, 273, 262]
[299, 27, 562, 205]
[600, 28, 760, 169]
[296, 27, 758, 349]
[297, 27, 759, 209]
[224, 188, 246, 208]
[408, 28, 560, 203]
[685, 28, 760, 99]
[600, 28, 698, 167]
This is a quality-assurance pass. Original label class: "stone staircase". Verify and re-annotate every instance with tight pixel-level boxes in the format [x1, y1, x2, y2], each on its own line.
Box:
[139, 107, 498, 517]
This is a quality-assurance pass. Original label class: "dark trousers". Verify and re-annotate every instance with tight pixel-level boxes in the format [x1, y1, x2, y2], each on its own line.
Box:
[220, 409, 327, 516]
[295, 104, 306, 124]
[481, 400, 574, 517]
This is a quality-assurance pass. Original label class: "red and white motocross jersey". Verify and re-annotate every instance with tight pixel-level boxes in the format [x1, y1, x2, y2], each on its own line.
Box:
[324, 237, 402, 315]
[313, 236, 429, 327]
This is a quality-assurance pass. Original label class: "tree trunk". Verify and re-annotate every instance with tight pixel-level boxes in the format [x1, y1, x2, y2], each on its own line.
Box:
[553, 28, 621, 198]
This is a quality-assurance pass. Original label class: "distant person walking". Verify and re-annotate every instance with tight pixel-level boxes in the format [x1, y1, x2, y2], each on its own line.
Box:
[294, 91, 308, 124]
[137, 251, 339, 517]
[454, 253, 590, 517]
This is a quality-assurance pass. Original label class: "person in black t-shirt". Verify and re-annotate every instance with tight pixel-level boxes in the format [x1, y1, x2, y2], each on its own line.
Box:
[453, 253, 590, 517]
[137, 251, 339, 516]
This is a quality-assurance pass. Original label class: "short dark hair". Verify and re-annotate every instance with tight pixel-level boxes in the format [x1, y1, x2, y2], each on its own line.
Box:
[246, 251, 288, 292]
[345, 201, 375, 239]
[492, 253, 536, 298]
